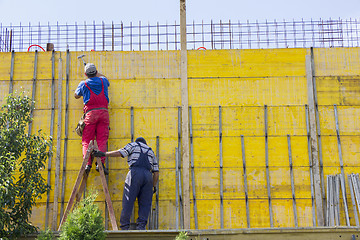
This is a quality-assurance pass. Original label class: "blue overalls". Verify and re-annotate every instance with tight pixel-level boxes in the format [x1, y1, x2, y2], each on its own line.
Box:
[120, 143, 153, 230]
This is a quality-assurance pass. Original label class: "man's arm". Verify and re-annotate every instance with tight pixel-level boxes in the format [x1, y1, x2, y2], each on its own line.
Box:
[96, 72, 107, 78]
[105, 150, 123, 158]
[74, 93, 81, 99]
[152, 171, 159, 187]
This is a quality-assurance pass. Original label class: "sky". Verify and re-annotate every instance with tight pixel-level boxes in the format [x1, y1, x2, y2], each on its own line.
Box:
[0, 0, 359, 26]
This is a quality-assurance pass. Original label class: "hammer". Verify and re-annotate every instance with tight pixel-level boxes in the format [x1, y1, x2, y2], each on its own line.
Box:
[77, 54, 86, 66]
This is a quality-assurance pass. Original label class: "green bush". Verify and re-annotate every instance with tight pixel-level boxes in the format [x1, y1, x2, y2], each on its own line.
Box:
[175, 231, 188, 240]
[0, 93, 52, 239]
[59, 190, 106, 240]
[36, 228, 54, 240]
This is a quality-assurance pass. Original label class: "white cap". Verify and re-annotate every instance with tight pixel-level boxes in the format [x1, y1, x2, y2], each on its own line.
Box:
[84, 63, 97, 75]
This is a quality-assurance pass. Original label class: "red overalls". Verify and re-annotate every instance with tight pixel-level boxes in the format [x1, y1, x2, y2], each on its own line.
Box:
[82, 78, 109, 166]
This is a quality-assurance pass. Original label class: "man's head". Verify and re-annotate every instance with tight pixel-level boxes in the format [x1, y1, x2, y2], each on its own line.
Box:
[84, 63, 97, 78]
[135, 137, 147, 145]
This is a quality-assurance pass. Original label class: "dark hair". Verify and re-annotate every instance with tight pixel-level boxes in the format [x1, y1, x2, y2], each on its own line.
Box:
[86, 71, 97, 78]
[135, 137, 147, 145]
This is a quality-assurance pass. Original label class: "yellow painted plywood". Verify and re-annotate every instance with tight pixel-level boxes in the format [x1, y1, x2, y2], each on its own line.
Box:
[189, 77, 308, 107]
[342, 136, 360, 167]
[224, 199, 248, 228]
[316, 76, 360, 106]
[321, 136, 340, 167]
[296, 199, 315, 227]
[196, 199, 221, 229]
[36, 52, 53, 80]
[337, 106, 360, 135]
[248, 199, 271, 228]
[291, 136, 311, 167]
[293, 167, 312, 199]
[134, 108, 178, 138]
[222, 137, 243, 167]
[222, 106, 265, 136]
[109, 78, 181, 109]
[193, 168, 220, 200]
[188, 49, 307, 78]
[318, 106, 336, 135]
[270, 167, 292, 199]
[272, 199, 295, 227]
[243, 137, 266, 167]
[108, 109, 132, 139]
[267, 106, 307, 136]
[0, 52, 11, 80]
[191, 107, 219, 137]
[313, 47, 360, 76]
[69, 50, 181, 80]
[247, 167, 268, 198]
[223, 168, 245, 199]
[12, 52, 36, 80]
[192, 137, 219, 168]
[0, 80, 10, 105]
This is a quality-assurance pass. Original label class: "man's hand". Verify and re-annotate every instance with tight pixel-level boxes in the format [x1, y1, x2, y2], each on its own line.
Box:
[92, 150, 106, 158]
[153, 187, 157, 194]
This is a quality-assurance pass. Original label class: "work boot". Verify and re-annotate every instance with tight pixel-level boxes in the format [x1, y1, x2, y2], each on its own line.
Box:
[96, 162, 109, 175]
[85, 165, 91, 174]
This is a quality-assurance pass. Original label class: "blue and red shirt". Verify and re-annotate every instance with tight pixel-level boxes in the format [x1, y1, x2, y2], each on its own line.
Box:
[75, 77, 110, 104]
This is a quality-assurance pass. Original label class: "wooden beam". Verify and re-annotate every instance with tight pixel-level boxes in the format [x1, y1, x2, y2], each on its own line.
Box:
[94, 142, 118, 231]
[180, 0, 190, 229]
[306, 53, 324, 226]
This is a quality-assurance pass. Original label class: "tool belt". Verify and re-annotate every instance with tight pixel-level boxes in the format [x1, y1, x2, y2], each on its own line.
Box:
[75, 108, 108, 137]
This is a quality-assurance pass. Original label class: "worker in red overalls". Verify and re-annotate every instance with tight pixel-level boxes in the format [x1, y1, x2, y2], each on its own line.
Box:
[75, 63, 110, 175]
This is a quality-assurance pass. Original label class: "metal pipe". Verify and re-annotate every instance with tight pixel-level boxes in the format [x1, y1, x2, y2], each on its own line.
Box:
[305, 104, 317, 226]
[175, 147, 179, 230]
[326, 175, 330, 226]
[9, 50, 14, 94]
[264, 105, 273, 227]
[52, 55, 63, 230]
[287, 134, 298, 227]
[353, 174, 360, 217]
[131, 107, 134, 142]
[348, 174, 359, 226]
[334, 175, 339, 226]
[241, 135, 250, 228]
[329, 176, 334, 226]
[334, 105, 350, 225]
[189, 106, 198, 229]
[45, 50, 56, 229]
[155, 136, 160, 229]
[28, 50, 38, 136]
[178, 146, 184, 229]
[219, 106, 224, 229]
[60, 49, 70, 221]
[130, 106, 134, 223]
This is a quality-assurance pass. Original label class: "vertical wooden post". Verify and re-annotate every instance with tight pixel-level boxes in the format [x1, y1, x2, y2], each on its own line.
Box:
[180, 0, 190, 229]
[306, 52, 324, 226]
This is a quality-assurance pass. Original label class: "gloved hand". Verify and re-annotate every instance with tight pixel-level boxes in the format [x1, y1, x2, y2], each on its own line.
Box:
[92, 150, 106, 158]
[153, 187, 157, 194]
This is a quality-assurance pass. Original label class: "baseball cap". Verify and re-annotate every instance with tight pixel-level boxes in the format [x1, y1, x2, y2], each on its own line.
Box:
[84, 63, 97, 75]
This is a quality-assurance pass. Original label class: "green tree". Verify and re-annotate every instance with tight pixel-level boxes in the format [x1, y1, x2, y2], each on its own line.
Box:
[0, 93, 52, 239]
[59, 190, 106, 240]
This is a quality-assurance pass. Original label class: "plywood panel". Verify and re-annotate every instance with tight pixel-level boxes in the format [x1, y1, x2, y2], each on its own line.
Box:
[313, 47, 360, 76]
[188, 49, 307, 78]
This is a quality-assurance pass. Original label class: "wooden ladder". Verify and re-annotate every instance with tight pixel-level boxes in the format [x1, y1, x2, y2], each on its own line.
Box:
[58, 140, 118, 231]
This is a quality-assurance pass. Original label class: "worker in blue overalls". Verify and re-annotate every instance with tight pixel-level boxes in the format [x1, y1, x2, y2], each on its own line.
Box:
[92, 137, 159, 230]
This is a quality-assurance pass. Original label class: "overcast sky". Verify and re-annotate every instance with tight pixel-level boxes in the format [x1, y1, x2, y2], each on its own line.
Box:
[0, 0, 359, 26]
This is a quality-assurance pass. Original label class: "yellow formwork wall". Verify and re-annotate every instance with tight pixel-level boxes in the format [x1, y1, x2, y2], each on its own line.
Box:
[0, 47, 359, 230]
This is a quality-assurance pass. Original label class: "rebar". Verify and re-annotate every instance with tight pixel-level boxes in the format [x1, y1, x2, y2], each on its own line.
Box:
[2, 18, 360, 52]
